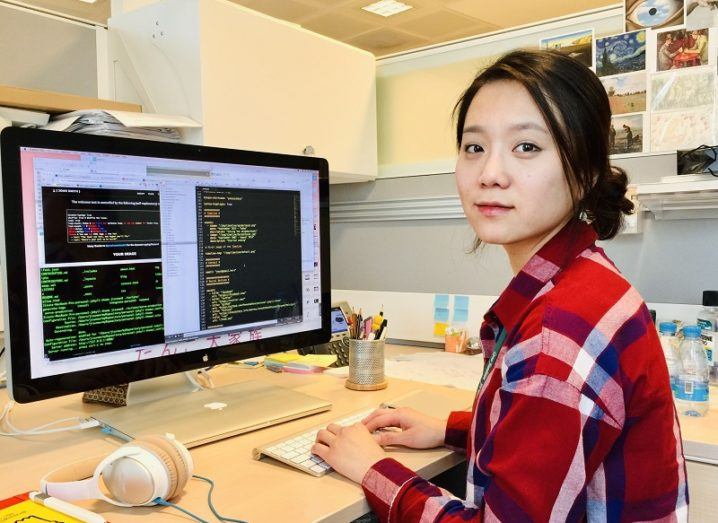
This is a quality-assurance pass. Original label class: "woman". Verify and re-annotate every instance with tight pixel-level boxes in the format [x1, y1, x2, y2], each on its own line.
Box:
[312, 50, 687, 522]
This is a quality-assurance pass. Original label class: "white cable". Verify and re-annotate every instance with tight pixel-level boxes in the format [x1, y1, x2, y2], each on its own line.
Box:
[197, 368, 214, 389]
[0, 401, 100, 437]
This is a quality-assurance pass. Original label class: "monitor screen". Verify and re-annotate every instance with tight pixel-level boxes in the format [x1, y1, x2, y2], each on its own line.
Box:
[330, 307, 349, 335]
[0, 128, 331, 403]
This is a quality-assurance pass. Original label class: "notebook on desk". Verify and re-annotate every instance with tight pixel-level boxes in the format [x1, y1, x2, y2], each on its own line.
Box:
[93, 380, 332, 447]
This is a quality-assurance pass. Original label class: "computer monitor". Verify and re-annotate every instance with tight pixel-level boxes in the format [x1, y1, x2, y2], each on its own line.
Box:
[0, 128, 331, 418]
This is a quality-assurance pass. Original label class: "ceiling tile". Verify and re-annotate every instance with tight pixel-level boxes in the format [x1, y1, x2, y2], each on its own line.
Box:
[234, 0, 321, 23]
[445, 0, 617, 28]
[302, 12, 375, 39]
[307, 0, 356, 5]
[342, 0, 433, 26]
[395, 9, 488, 39]
[444, 22, 502, 41]
[346, 27, 430, 55]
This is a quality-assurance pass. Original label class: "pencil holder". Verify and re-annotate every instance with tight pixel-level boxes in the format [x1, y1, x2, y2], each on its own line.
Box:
[346, 338, 388, 391]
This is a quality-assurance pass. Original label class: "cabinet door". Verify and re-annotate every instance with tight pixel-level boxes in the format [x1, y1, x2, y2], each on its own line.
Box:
[199, 0, 377, 182]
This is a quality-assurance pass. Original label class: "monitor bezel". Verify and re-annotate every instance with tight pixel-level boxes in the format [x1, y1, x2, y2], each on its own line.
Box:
[0, 127, 331, 403]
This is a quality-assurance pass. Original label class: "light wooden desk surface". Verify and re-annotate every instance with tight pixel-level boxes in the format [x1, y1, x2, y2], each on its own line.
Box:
[0, 345, 474, 523]
[2, 345, 717, 522]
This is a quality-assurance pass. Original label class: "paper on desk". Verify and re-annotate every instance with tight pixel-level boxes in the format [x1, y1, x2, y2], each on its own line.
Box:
[107, 110, 201, 128]
[264, 353, 301, 364]
[43, 109, 200, 130]
[384, 351, 483, 391]
[291, 354, 337, 368]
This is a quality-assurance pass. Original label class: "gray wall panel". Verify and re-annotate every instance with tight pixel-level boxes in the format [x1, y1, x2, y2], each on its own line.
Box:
[330, 218, 513, 295]
[330, 153, 717, 305]
[0, 4, 97, 97]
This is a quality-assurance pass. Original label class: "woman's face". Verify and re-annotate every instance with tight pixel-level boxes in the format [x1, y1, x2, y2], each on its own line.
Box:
[455, 80, 574, 254]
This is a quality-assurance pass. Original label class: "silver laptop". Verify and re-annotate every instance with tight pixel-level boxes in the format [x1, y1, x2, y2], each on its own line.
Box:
[92, 380, 332, 447]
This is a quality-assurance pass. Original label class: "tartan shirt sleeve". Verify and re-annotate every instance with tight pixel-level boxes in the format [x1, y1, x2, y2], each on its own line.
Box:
[444, 410, 473, 453]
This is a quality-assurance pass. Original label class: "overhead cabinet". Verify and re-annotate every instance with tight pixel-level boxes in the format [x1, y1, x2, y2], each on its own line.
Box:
[108, 0, 377, 183]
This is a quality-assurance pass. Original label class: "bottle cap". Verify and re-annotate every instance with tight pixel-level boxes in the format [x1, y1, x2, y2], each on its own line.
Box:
[658, 322, 677, 334]
[703, 290, 718, 307]
[683, 325, 702, 338]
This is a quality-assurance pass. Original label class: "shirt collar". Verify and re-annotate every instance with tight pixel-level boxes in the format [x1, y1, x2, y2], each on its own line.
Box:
[486, 219, 598, 334]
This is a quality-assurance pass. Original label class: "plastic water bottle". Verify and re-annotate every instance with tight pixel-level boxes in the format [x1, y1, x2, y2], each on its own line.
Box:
[658, 322, 680, 395]
[675, 325, 710, 417]
[697, 290, 718, 385]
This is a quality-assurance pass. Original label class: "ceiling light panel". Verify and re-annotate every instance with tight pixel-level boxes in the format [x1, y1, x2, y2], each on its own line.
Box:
[362, 0, 413, 17]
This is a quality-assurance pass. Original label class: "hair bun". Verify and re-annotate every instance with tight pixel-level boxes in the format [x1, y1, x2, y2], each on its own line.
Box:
[583, 166, 634, 239]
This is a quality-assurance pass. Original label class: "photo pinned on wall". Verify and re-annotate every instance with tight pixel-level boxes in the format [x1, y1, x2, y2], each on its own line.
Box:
[651, 68, 714, 111]
[650, 106, 714, 151]
[601, 72, 647, 114]
[656, 27, 709, 71]
[539, 29, 594, 68]
[609, 113, 645, 155]
[625, 0, 685, 31]
[596, 30, 647, 77]
[686, 1, 718, 30]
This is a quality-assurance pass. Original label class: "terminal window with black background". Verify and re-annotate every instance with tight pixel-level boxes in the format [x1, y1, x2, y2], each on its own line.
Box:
[196, 186, 303, 331]
[40, 187, 165, 360]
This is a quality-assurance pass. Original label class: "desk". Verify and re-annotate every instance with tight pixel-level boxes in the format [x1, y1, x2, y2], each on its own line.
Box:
[3, 346, 718, 522]
[0, 345, 474, 522]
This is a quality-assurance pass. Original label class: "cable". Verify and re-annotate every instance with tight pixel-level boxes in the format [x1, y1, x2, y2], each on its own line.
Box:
[153, 498, 210, 523]
[153, 476, 248, 523]
[193, 474, 248, 523]
[0, 401, 100, 437]
[0, 347, 6, 386]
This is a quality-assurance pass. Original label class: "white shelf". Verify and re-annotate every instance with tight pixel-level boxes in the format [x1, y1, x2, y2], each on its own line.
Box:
[636, 178, 718, 220]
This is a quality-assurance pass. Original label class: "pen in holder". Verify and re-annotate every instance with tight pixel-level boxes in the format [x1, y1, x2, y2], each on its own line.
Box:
[345, 338, 388, 391]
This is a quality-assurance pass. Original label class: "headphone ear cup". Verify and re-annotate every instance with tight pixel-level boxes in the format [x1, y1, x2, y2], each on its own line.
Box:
[127, 438, 179, 502]
[101, 445, 167, 506]
[139, 435, 192, 500]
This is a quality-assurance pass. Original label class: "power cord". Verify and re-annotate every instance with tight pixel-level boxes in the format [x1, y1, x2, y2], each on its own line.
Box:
[153, 475, 247, 523]
[0, 346, 6, 388]
[193, 474, 247, 523]
[0, 400, 100, 436]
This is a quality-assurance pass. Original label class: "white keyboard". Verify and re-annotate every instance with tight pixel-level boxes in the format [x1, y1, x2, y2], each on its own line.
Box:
[252, 408, 375, 477]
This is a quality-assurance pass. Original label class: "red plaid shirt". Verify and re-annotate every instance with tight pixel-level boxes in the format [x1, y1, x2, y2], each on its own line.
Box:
[362, 220, 688, 522]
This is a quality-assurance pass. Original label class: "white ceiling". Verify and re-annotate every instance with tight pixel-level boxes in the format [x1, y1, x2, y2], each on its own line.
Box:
[16, 0, 618, 57]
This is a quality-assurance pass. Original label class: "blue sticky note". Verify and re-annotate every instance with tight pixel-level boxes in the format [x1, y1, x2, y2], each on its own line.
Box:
[434, 294, 449, 309]
[453, 308, 469, 323]
[434, 307, 450, 323]
[454, 295, 469, 310]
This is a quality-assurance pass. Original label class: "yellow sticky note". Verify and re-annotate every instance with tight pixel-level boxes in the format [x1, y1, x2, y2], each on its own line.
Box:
[434, 322, 448, 336]
[265, 353, 301, 364]
[294, 354, 337, 368]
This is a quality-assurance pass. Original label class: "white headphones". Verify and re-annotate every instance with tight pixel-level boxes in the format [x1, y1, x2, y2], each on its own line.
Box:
[41, 434, 194, 507]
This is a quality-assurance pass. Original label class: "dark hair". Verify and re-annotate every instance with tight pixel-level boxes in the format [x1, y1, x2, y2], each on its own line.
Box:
[454, 49, 633, 241]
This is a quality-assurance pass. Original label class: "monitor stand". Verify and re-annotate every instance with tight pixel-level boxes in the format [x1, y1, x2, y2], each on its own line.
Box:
[92, 374, 332, 448]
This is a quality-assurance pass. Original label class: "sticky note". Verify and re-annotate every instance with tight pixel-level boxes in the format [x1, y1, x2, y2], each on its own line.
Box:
[265, 353, 301, 363]
[434, 294, 449, 309]
[434, 307, 450, 322]
[454, 295, 469, 311]
[453, 308, 469, 323]
[434, 322, 448, 336]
